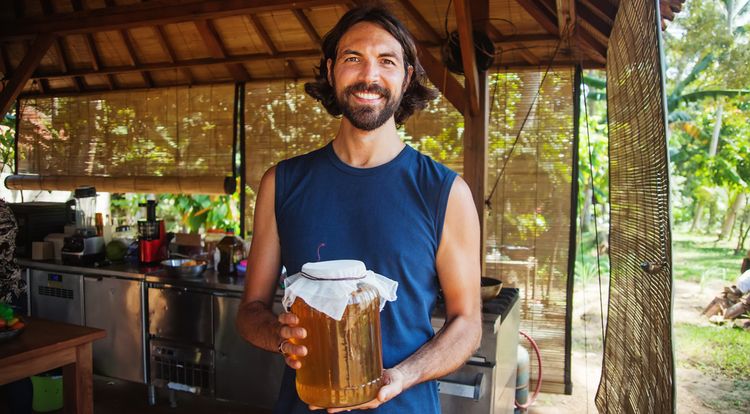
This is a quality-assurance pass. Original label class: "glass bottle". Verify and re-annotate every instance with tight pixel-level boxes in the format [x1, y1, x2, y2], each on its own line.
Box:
[290, 284, 383, 408]
[216, 230, 244, 276]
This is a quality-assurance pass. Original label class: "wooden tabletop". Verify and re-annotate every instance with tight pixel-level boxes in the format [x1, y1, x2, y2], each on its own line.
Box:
[0, 317, 106, 367]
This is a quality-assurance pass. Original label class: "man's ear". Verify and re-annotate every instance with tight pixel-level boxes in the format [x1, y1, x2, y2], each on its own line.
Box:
[326, 58, 333, 86]
[404, 65, 414, 89]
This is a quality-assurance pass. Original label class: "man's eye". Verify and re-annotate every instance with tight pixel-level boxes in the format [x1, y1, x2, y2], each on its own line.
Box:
[344, 57, 359, 62]
[382, 59, 396, 65]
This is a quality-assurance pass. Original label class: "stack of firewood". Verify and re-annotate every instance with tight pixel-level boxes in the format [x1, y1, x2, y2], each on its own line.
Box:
[702, 285, 750, 331]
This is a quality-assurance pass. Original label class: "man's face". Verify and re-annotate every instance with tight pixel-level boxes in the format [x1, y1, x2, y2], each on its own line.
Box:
[327, 22, 413, 131]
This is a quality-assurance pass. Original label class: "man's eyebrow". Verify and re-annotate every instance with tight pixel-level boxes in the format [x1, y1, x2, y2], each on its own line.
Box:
[338, 49, 402, 60]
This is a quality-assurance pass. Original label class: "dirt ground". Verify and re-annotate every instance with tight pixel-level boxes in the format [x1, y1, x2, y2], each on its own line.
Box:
[525, 278, 749, 414]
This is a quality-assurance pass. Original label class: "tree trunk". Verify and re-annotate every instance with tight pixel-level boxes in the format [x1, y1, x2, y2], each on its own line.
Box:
[720, 192, 746, 240]
[690, 201, 704, 232]
[709, 102, 724, 157]
[581, 185, 593, 233]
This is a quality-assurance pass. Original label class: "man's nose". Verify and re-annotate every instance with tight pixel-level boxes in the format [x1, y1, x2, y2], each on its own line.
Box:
[359, 60, 380, 83]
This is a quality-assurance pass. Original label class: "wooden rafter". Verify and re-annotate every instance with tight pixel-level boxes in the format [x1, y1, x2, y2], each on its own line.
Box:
[248, 14, 279, 56]
[416, 45, 465, 116]
[396, 0, 442, 44]
[120, 29, 152, 88]
[153, 26, 194, 84]
[32, 49, 320, 80]
[579, 0, 615, 24]
[576, 27, 607, 64]
[0, 45, 11, 78]
[195, 19, 251, 82]
[577, 2, 612, 39]
[68, 1, 116, 91]
[292, 9, 322, 49]
[483, 16, 541, 66]
[454, 0, 479, 115]
[555, 0, 576, 38]
[1, 0, 344, 40]
[0, 34, 54, 117]
[515, 0, 559, 36]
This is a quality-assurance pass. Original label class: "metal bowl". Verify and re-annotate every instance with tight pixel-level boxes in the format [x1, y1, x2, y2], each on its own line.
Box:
[480, 277, 503, 301]
[161, 259, 208, 279]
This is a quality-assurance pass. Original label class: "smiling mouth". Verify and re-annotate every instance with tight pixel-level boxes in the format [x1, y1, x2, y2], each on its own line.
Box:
[351, 91, 383, 101]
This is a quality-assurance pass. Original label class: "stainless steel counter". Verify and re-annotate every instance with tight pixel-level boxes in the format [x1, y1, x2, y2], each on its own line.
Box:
[18, 258, 248, 293]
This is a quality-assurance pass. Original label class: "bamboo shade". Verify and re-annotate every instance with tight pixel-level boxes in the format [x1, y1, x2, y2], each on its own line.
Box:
[486, 70, 576, 394]
[16, 84, 235, 194]
[243, 79, 465, 233]
[596, 0, 674, 411]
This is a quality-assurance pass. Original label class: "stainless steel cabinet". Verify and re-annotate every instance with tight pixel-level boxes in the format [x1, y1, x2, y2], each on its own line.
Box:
[84, 275, 146, 383]
[29, 269, 84, 325]
[213, 293, 285, 409]
[148, 284, 213, 345]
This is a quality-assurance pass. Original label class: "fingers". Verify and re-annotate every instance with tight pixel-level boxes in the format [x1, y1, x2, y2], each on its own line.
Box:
[280, 340, 308, 358]
[279, 325, 307, 340]
[277, 312, 299, 326]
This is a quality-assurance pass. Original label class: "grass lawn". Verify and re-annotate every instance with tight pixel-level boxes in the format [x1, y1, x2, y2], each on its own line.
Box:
[672, 231, 745, 283]
[674, 323, 750, 379]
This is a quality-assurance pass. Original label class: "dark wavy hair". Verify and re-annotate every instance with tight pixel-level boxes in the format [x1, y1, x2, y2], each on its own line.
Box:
[304, 4, 438, 125]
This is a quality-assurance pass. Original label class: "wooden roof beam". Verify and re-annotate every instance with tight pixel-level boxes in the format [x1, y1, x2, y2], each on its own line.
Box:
[417, 44, 465, 116]
[153, 26, 194, 84]
[576, 2, 612, 39]
[32, 49, 321, 80]
[1, 0, 344, 40]
[0, 34, 54, 117]
[555, 0, 576, 38]
[292, 9, 322, 49]
[248, 14, 279, 56]
[194, 19, 251, 82]
[396, 0, 442, 44]
[0, 45, 11, 78]
[576, 26, 607, 63]
[121, 29, 151, 88]
[454, 0, 480, 115]
[515, 0, 559, 36]
[484, 16, 540, 66]
[578, 0, 615, 24]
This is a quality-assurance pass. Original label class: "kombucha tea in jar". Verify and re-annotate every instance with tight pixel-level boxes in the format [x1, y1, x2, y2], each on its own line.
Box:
[282, 260, 398, 408]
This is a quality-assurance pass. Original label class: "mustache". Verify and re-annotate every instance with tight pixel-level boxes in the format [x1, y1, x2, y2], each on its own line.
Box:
[344, 83, 391, 98]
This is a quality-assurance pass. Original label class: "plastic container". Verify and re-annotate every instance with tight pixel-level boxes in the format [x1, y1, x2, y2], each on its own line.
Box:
[282, 260, 398, 408]
[31, 374, 63, 412]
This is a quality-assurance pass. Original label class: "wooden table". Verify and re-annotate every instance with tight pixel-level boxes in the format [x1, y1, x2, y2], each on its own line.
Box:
[0, 317, 105, 414]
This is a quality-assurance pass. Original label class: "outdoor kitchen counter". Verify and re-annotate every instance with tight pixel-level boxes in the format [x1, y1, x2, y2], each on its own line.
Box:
[18, 258, 249, 293]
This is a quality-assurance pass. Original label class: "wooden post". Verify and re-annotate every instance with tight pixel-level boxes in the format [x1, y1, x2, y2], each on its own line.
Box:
[0, 33, 53, 118]
[464, 73, 489, 275]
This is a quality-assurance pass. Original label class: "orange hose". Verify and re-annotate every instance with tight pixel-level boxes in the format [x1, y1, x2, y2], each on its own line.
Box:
[515, 330, 542, 410]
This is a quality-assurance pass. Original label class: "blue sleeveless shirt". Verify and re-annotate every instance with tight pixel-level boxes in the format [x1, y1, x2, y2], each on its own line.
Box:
[273, 141, 457, 414]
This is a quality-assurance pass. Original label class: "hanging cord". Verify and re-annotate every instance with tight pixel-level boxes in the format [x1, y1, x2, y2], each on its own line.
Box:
[580, 70, 608, 407]
[578, 187, 591, 413]
[515, 330, 542, 410]
[484, 28, 568, 209]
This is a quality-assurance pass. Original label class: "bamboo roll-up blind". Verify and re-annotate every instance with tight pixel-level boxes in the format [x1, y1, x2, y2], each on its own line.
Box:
[596, 0, 674, 411]
[16, 84, 234, 193]
[243, 79, 464, 234]
[486, 70, 576, 394]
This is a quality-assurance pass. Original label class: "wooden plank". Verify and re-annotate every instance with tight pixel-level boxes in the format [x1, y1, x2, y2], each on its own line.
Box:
[248, 14, 278, 56]
[0, 33, 54, 117]
[0, 347, 76, 385]
[555, 0, 576, 37]
[1, 0, 344, 40]
[577, 1, 612, 39]
[576, 24, 607, 61]
[153, 26, 194, 84]
[579, 0, 616, 22]
[454, 0, 479, 115]
[195, 19, 251, 82]
[396, 0, 442, 44]
[515, 0, 559, 35]
[417, 44, 465, 116]
[33, 49, 320, 80]
[292, 9, 322, 48]
[120, 28, 153, 88]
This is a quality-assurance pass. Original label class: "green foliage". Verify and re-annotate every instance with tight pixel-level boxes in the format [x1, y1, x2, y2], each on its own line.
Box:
[1, 109, 16, 174]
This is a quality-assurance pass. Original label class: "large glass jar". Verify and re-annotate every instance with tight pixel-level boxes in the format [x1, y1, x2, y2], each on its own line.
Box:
[281, 260, 397, 409]
[291, 284, 383, 408]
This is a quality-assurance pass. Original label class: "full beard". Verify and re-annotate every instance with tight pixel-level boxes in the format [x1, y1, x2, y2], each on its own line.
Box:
[336, 82, 403, 131]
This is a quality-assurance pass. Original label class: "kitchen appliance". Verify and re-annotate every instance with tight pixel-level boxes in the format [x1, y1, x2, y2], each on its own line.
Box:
[138, 200, 168, 264]
[62, 187, 105, 265]
[8, 202, 73, 258]
[434, 288, 520, 414]
[29, 269, 84, 325]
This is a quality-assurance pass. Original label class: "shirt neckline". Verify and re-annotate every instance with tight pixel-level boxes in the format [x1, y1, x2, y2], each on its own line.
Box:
[325, 141, 412, 176]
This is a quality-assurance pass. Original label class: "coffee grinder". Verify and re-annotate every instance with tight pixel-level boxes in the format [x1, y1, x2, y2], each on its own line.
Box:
[138, 199, 167, 264]
[61, 186, 105, 265]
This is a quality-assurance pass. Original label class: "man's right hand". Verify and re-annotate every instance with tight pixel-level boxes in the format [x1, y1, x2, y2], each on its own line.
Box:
[278, 312, 308, 369]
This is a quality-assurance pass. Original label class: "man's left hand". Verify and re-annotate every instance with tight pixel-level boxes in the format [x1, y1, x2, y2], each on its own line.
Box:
[308, 367, 405, 413]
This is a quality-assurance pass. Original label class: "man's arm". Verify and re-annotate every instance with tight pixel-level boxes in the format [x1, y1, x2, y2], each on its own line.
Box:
[235, 166, 307, 366]
[323, 176, 482, 413]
